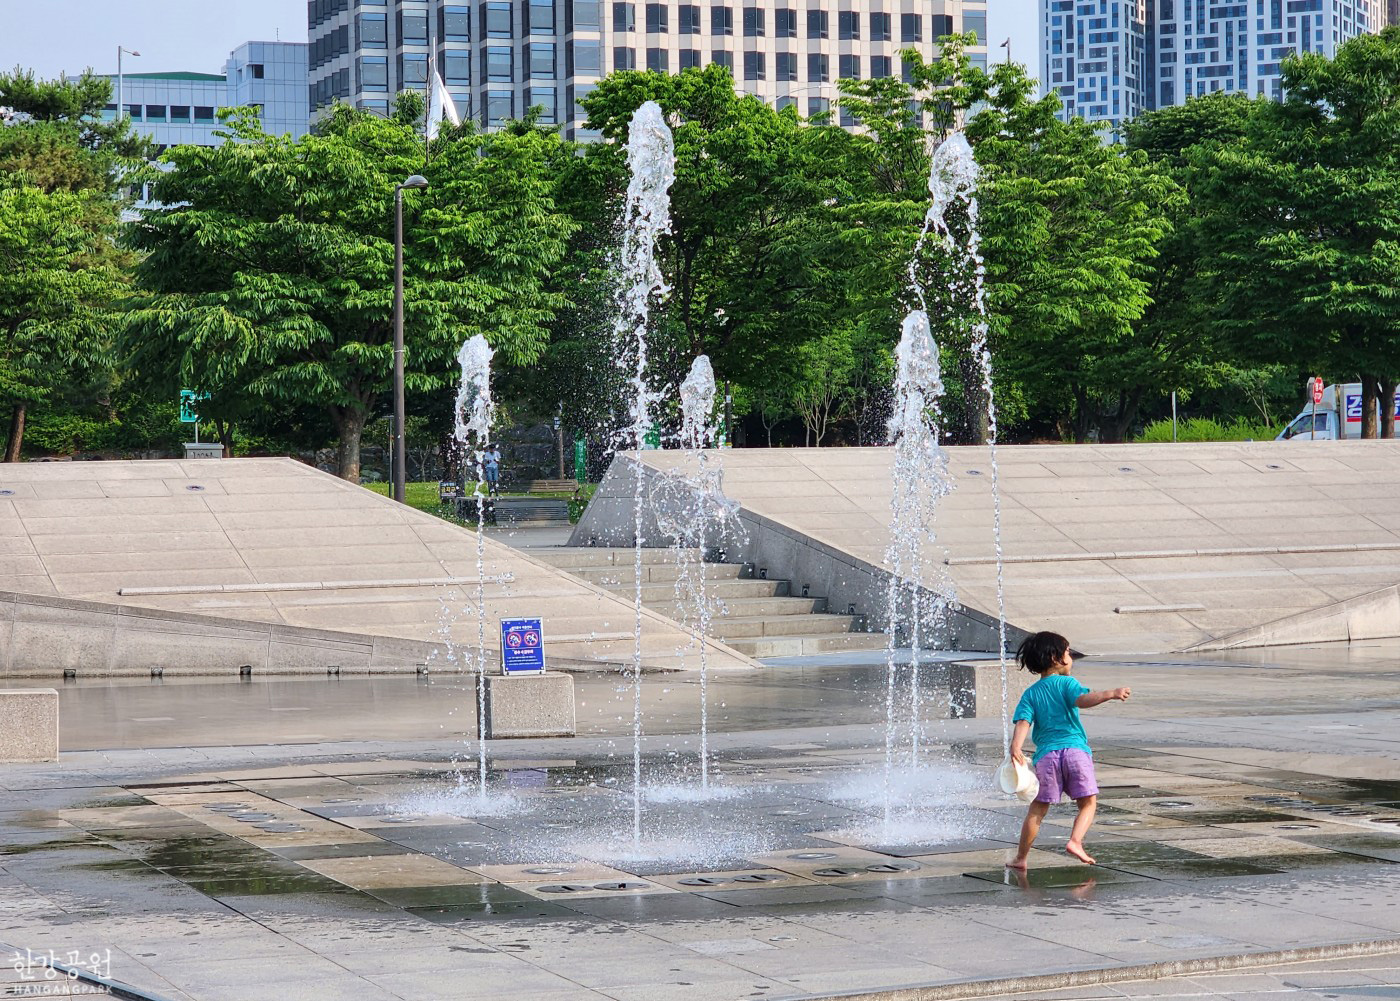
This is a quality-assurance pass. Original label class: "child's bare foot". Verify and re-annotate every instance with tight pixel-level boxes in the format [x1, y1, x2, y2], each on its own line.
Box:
[1005, 857, 1029, 871]
[1064, 840, 1096, 865]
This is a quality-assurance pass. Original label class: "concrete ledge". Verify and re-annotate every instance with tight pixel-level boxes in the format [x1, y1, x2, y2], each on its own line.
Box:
[1188, 583, 1400, 651]
[0, 689, 58, 762]
[949, 659, 1027, 720]
[772, 936, 1400, 1001]
[484, 674, 576, 738]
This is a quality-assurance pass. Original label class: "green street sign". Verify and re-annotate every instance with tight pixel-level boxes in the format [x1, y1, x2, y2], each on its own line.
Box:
[574, 438, 586, 482]
[643, 423, 661, 449]
[178, 390, 200, 423]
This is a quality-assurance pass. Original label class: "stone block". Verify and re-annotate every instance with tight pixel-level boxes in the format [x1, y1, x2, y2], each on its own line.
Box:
[0, 689, 58, 762]
[949, 660, 1028, 720]
[483, 673, 576, 738]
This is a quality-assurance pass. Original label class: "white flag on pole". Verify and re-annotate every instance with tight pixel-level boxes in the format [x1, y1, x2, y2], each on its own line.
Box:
[427, 68, 461, 140]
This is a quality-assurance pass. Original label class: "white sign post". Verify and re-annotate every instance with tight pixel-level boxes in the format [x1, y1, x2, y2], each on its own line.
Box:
[1310, 377, 1324, 440]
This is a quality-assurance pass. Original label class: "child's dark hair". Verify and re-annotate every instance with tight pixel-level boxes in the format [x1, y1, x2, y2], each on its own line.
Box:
[1016, 631, 1070, 675]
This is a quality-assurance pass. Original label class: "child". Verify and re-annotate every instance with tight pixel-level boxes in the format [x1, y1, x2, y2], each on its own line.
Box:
[1006, 631, 1131, 869]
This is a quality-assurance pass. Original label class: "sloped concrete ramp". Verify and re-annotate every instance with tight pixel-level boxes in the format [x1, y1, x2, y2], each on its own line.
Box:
[574, 442, 1400, 655]
[0, 458, 754, 676]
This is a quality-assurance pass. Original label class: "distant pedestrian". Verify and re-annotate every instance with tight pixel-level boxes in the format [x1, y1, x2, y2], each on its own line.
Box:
[1006, 631, 1131, 869]
[482, 445, 502, 497]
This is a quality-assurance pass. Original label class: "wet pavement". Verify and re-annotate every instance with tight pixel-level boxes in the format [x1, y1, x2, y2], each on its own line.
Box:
[1, 641, 1400, 1000]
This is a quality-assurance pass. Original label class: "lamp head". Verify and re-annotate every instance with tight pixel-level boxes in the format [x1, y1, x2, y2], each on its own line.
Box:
[401, 174, 430, 190]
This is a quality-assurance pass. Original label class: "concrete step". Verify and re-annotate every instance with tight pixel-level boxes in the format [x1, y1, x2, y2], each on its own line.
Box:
[655, 596, 824, 618]
[550, 563, 747, 586]
[494, 498, 570, 526]
[708, 614, 862, 638]
[532, 547, 702, 568]
[613, 580, 787, 602]
[725, 632, 891, 658]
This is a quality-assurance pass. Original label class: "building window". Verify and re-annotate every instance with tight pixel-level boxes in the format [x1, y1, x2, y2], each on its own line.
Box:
[808, 52, 828, 81]
[485, 45, 513, 80]
[614, 46, 636, 69]
[527, 42, 556, 77]
[776, 51, 796, 80]
[776, 95, 795, 110]
[169, 105, 191, 122]
[900, 12, 921, 41]
[838, 11, 859, 39]
[442, 51, 471, 83]
[647, 47, 668, 71]
[527, 86, 557, 122]
[529, 0, 555, 32]
[645, 2, 668, 30]
[571, 39, 602, 74]
[775, 7, 797, 36]
[680, 47, 701, 68]
[931, 14, 952, 37]
[870, 12, 891, 40]
[573, 0, 601, 28]
[360, 55, 389, 89]
[250, 63, 265, 79]
[871, 54, 891, 77]
[614, 2, 635, 30]
[743, 7, 765, 35]
[193, 105, 214, 123]
[443, 5, 471, 39]
[483, 2, 513, 37]
[963, 10, 986, 41]
[840, 105, 856, 127]
[711, 6, 733, 35]
[744, 50, 765, 79]
[486, 89, 512, 126]
[360, 99, 390, 116]
[399, 9, 429, 43]
[839, 53, 860, 78]
[678, 4, 700, 32]
[358, 12, 387, 46]
[711, 49, 733, 70]
[400, 53, 429, 83]
[807, 9, 827, 38]
[807, 96, 829, 117]
[145, 105, 167, 122]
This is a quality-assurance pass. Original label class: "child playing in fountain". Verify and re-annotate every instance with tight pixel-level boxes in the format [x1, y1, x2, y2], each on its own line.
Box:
[1006, 631, 1131, 869]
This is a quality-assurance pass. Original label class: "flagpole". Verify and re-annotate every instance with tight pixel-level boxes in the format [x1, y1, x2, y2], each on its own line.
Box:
[424, 19, 434, 167]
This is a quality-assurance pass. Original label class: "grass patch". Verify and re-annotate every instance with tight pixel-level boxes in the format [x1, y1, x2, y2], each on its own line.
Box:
[364, 480, 598, 524]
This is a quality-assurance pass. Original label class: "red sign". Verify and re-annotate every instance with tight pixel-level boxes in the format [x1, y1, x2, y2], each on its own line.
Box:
[1312, 378, 1324, 405]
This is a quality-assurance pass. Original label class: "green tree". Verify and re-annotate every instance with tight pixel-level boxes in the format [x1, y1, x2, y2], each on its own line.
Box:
[122, 100, 575, 480]
[1193, 27, 1400, 437]
[0, 70, 136, 460]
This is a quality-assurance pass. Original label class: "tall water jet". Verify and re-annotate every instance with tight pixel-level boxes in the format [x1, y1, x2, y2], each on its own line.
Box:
[882, 310, 951, 828]
[453, 333, 495, 800]
[611, 100, 675, 846]
[923, 133, 1011, 755]
[676, 355, 719, 788]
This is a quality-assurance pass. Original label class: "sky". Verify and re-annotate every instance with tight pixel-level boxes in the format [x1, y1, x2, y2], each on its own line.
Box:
[1, 0, 1039, 88]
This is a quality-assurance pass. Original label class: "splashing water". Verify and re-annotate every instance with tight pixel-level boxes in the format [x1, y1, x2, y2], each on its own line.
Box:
[610, 101, 675, 848]
[452, 334, 495, 800]
[881, 311, 952, 829]
[924, 133, 1012, 755]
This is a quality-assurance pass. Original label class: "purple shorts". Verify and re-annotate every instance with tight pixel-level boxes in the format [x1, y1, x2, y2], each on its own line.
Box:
[1034, 749, 1098, 803]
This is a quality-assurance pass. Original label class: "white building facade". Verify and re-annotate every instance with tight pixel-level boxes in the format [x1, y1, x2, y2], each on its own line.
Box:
[1045, 0, 1385, 134]
[307, 0, 987, 138]
[104, 41, 310, 149]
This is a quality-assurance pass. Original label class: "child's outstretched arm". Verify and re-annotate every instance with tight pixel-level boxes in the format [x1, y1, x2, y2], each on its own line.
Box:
[1010, 720, 1032, 764]
[1075, 687, 1131, 709]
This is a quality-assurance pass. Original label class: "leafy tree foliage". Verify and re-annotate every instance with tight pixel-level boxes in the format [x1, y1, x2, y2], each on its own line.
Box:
[122, 100, 575, 479]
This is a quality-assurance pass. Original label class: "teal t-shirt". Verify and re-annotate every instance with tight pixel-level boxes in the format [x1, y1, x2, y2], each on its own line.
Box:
[1013, 674, 1092, 764]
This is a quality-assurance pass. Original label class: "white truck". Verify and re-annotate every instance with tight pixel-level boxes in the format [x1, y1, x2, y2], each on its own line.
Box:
[1277, 383, 1400, 441]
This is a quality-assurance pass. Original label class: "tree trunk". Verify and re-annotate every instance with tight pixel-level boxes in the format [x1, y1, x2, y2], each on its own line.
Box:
[1071, 385, 1092, 443]
[1361, 375, 1380, 440]
[1381, 381, 1397, 440]
[333, 409, 367, 482]
[214, 419, 234, 457]
[1109, 386, 1147, 444]
[960, 354, 988, 445]
[4, 404, 25, 463]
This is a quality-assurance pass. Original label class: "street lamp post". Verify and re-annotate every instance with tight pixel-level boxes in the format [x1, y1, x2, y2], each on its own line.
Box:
[117, 46, 140, 119]
[391, 174, 430, 504]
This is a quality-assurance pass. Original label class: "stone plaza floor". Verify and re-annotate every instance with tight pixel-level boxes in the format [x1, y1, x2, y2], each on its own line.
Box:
[2, 642, 1400, 1000]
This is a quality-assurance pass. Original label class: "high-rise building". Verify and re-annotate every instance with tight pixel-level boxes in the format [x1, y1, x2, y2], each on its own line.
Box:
[307, 0, 987, 138]
[103, 41, 309, 149]
[1044, 0, 1386, 135]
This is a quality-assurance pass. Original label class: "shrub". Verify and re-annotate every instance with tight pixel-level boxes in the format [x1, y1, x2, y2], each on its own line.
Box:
[1137, 416, 1280, 443]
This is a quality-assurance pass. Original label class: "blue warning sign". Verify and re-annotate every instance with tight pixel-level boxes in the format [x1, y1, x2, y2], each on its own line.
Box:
[500, 617, 545, 675]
